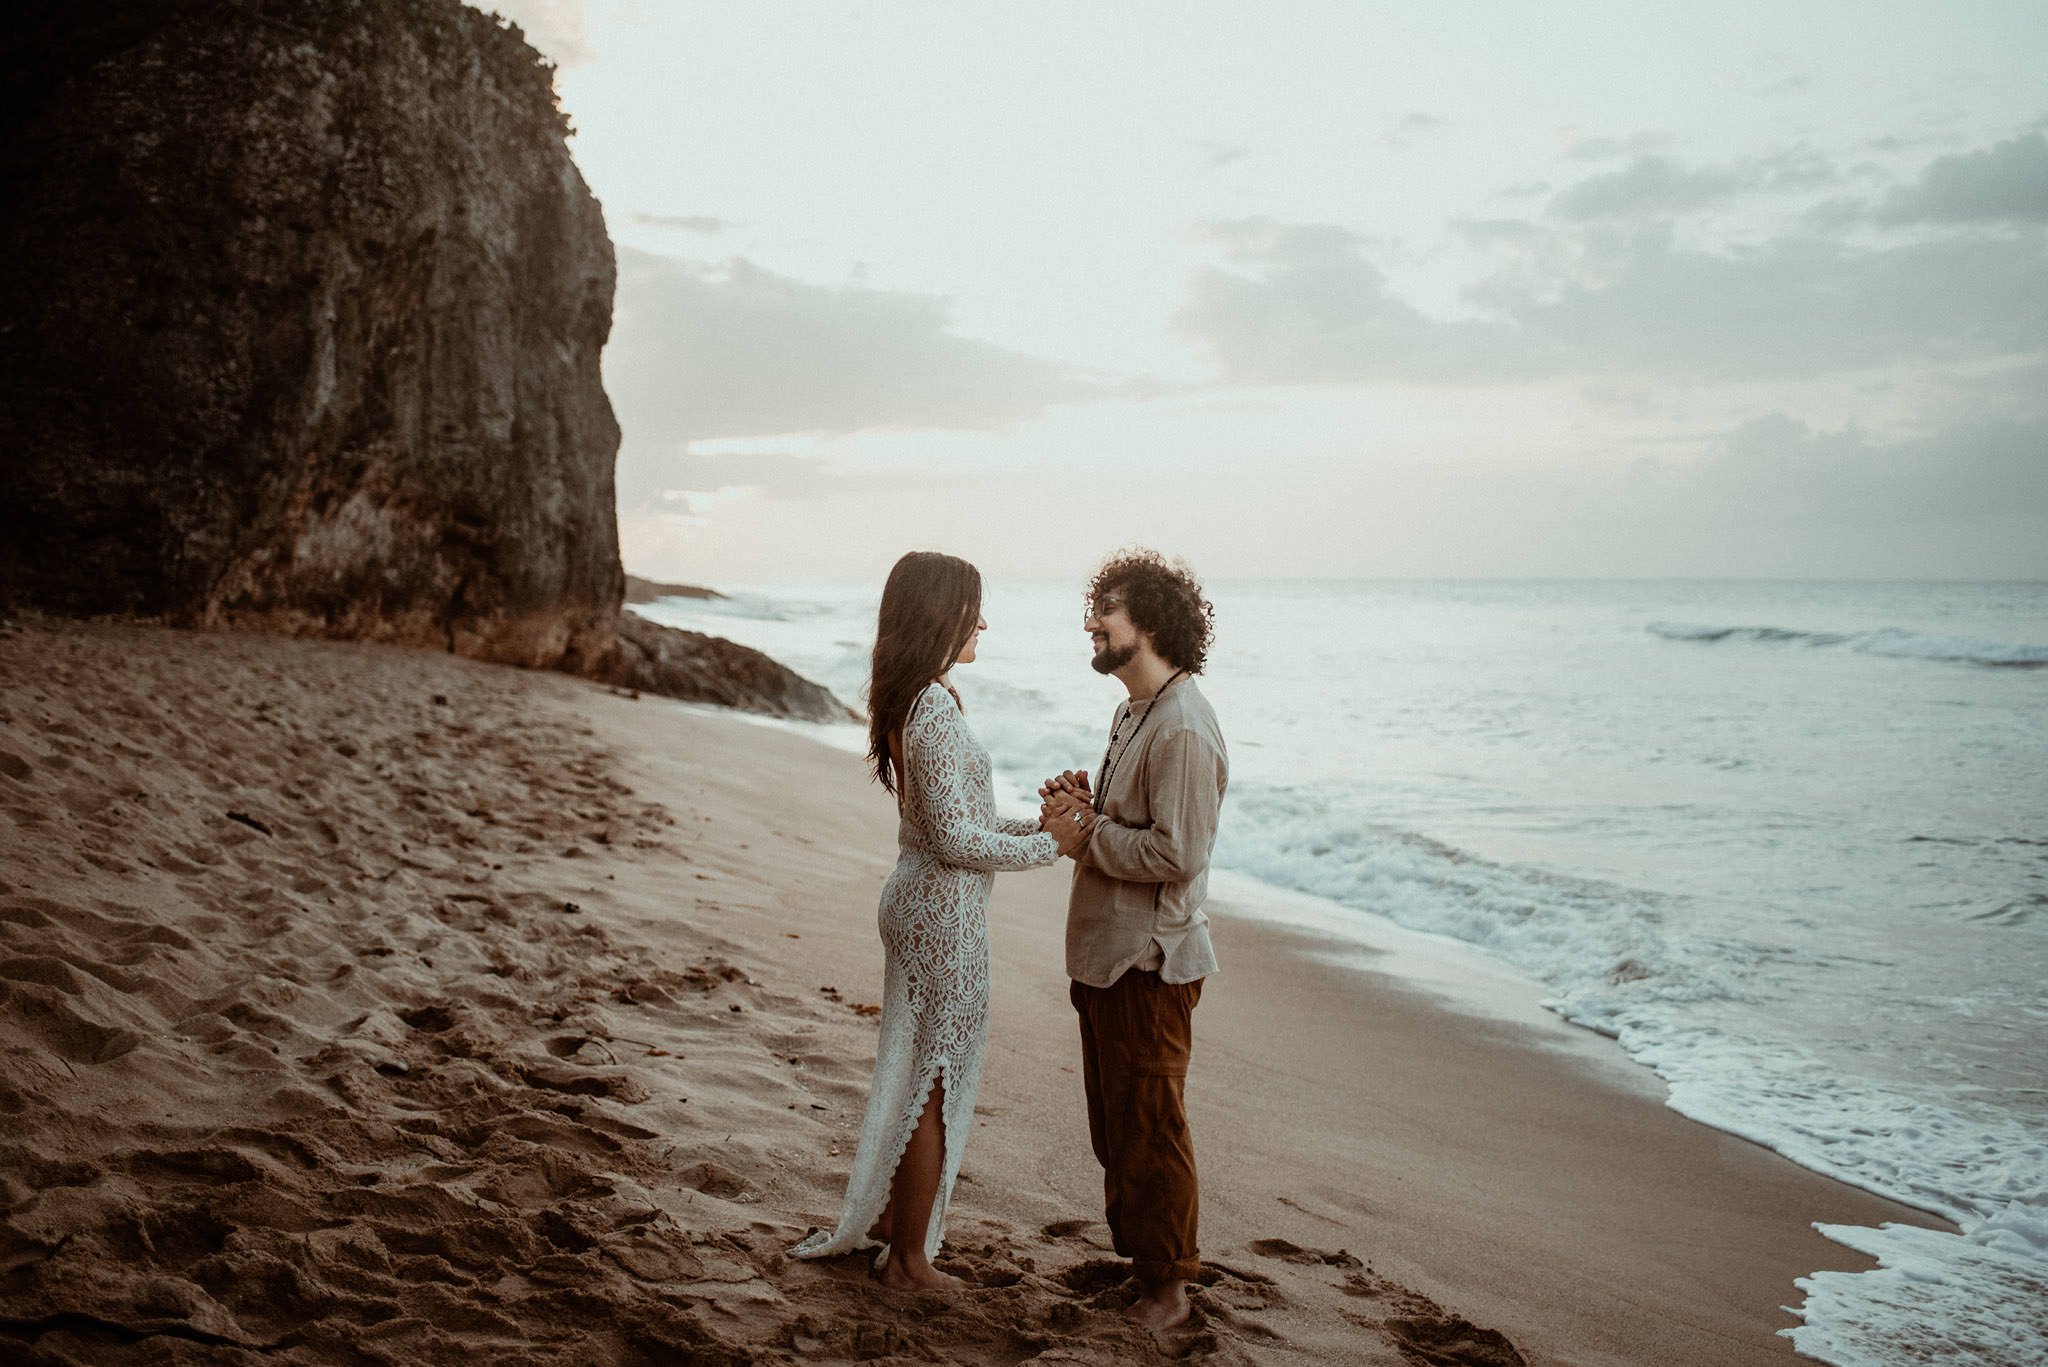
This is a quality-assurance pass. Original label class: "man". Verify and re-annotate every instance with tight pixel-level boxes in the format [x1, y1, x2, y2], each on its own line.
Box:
[1039, 549, 1227, 1332]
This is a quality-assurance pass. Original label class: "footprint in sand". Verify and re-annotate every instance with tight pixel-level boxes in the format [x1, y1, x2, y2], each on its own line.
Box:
[2, 983, 145, 1064]
[676, 1160, 756, 1202]
[1054, 1258, 1132, 1296]
[1193, 1259, 1276, 1288]
[134, 1203, 238, 1267]
[1, 953, 143, 996]
[541, 1034, 614, 1063]
[397, 1004, 458, 1033]
[1385, 1314, 1528, 1366]
[491, 1112, 627, 1157]
[515, 1061, 645, 1103]
[604, 1225, 707, 1282]
[571, 1110, 661, 1143]
[1248, 1235, 1363, 1268]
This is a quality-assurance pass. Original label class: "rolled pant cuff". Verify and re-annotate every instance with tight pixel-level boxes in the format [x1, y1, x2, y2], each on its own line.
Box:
[1133, 1256, 1202, 1285]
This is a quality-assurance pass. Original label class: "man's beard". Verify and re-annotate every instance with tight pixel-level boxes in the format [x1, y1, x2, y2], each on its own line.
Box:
[1091, 639, 1137, 675]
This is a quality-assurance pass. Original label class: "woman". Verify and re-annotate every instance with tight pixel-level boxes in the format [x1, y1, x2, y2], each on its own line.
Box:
[790, 551, 1091, 1290]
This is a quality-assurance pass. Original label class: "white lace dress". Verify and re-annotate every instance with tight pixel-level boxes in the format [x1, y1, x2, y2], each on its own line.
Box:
[790, 681, 1058, 1265]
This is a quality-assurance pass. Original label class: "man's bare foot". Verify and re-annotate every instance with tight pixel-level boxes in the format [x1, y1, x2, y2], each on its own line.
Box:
[879, 1257, 966, 1291]
[1124, 1281, 1191, 1331]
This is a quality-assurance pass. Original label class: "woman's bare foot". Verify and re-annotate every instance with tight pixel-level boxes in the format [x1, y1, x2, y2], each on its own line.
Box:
[879, 1256, 966, 1291]
[1124, 1280, 1191, 1330]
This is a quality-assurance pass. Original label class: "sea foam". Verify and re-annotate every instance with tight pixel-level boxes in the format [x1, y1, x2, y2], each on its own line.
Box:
[1650, 621, 2048, 668]
[1206, 779, 2048, 1366]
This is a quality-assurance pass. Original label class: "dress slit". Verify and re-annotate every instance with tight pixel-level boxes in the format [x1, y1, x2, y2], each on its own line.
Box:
[872, 1066, 952, 1262]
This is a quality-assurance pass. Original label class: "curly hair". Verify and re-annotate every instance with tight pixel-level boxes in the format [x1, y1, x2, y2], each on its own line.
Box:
[1087, 548, 1215, 675]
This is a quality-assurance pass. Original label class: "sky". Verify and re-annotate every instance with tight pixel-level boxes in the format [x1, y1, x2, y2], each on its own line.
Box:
[485, 1, 2048, 583]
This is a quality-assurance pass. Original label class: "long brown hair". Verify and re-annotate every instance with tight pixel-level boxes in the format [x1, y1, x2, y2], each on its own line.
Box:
[868, 551, 983, 795]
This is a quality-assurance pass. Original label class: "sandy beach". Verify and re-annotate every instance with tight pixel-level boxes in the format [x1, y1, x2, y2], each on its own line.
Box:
[0, 620, 1941, 1365]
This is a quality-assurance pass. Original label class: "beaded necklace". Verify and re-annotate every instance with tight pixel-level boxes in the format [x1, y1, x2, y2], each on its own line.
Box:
[1093, 669, 1186, 814]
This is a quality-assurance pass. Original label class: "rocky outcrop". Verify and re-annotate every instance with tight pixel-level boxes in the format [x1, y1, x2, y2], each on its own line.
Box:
[0, 0, 622, 670]
[624, 576, 727, 604]
[603, 612, 854, 722]
[0, 1, 855, 723]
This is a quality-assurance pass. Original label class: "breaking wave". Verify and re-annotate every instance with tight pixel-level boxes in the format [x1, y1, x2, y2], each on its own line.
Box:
[1649, 622, 2048, 668]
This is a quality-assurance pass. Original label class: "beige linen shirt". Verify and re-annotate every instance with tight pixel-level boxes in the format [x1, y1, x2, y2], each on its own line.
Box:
[1065, 676, 1228, 988]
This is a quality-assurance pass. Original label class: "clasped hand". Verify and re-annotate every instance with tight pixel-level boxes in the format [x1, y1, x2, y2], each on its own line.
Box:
[1037, 769, 1094, 857]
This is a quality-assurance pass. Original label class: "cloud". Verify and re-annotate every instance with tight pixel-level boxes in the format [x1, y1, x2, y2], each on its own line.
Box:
[1562, 130, 1672, 162]
[1378, 112, 1449, 149]
[1174, 201, 2048, 384]
[611, 249, 1100, 439]
[665, 450, 829, 500]
[1445, 404, 2047, 578]
[606, 249, 1106, 504]
[1456, 219, 1552, 247]
[1875, 132, 2048, 223]
[1759, 73, 1817, 98]
[1564, 392, 2048, 577]
[1418, 359, 2048, 578]
[1503, 230, 2048, 381]
[653, 447, 938, 504]
[1192, 140, 1252, 173]
[1551, 156, 1749, 219]
[1171, 219, 1526, 383]
[1550, 148, 1841, 220]
[1753, 146, 1845, 192]
[629, 212, 728, 234]
[1667, 409, 2048, 525]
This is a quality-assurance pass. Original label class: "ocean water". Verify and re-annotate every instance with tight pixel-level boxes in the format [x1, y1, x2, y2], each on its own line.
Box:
[636, 578, 2048, 1365]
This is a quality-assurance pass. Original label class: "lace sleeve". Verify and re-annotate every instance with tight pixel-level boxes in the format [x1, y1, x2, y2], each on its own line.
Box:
[995, 815, 1044, 838]
[903, 690, 1059, 873]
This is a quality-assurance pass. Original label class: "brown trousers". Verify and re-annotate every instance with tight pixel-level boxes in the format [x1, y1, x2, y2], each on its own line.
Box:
[1070, 969, 1203, 1284]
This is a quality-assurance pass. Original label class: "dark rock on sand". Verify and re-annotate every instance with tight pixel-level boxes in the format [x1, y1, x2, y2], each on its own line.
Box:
[624, 576, 727, 604]
[603, 611, 855, 722]
[0, 0, 622, 672]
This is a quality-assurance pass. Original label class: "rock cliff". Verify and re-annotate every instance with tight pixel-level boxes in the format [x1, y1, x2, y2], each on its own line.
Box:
[0, 1, 851, 723]
[0, 0, 620, 670]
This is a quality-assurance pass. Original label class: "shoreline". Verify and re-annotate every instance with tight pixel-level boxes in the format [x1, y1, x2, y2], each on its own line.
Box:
[0, 622, 1942, 1364]
[744, 710, 1966, 1235]
[541, 648, 1950, 1361]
